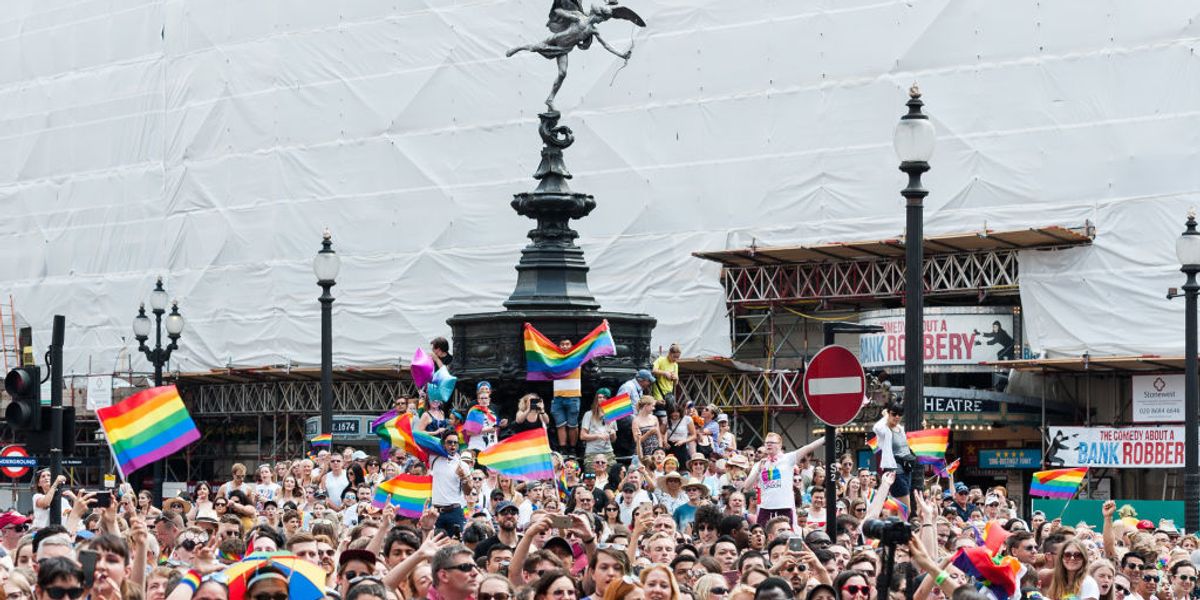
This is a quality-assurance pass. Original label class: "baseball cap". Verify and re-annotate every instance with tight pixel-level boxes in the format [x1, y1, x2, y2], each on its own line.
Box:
[351, 450, 368, 461]
[596, 387, 611, 398]
[985, 495, 1000, 506]
[477, 380, 492, 392]
[338, 549, 377, 570]
[716, 414, 729, 423]
[0, 512, 29, 529]
[636, 369, 654, 382]
[496, 501, 518, 515]
[955, 483, 968, 493]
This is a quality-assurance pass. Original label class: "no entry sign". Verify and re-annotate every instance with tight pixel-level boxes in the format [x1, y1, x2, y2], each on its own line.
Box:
[0, 445, 33, 478]
[803, 345, 867, 427]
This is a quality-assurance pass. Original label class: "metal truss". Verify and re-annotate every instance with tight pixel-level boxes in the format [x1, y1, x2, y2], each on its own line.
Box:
[722, 249, 1019, 305]
[181, 380, 419, 415]
[678, 371, 803, 409]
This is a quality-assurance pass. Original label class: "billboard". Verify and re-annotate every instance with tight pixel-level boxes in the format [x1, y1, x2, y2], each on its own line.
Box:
[858, 307, 1017, 370]
[1045, 426, 1184, 469]
[1131, 375, 1185, 423]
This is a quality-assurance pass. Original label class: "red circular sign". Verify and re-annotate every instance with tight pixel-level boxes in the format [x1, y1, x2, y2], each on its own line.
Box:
[803, 345, 867, 427]
[0, 445, 31, 478]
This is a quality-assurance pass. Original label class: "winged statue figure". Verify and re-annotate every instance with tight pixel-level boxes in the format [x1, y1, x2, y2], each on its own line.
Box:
[507, 0, 646, 111]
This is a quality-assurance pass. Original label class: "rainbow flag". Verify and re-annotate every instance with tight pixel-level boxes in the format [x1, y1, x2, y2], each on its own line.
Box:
[981, 520, 1010, 555]
[310, 433, 332, 447]
[524, 321, 617, 381]
[462, 406, 493, 436]
[933, 458, 960, 478]
[884, 496, 908, 520]
[96, 385, 201, 478]
[598, 392, 634, 424]
[951, 547, 1021, 598]
[476, 428, 555, 481]
[373, 410, 448, 465]
[372, 475, 432, 518]
[866, 436, 878, 452]
[1030, 467, 1087, 499]
[906, 428, 950, 465]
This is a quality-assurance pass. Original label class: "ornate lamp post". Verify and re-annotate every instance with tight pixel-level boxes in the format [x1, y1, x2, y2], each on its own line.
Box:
[895, 85, 935, 433]
[313, 230, 341, 438]
[133, 277, 185, 503]
[1175, 211, 1200, 532]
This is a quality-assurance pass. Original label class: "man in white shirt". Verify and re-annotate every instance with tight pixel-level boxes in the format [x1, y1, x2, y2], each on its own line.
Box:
[320, 455, 350, 509]
[872, 400, 916, 500]
[742, 432, 824, 527]
[431, 431, 471, 537]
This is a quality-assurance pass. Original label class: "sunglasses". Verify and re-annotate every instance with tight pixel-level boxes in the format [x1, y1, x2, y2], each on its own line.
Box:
[446, 562, 477, 573]
[252, 595, 287, 600]
[43, 589, 84, 600]
[842, 585, 871, 596]
[1062, 551, 1084, 561]
[479, 594, 512, 600]
[1143, 575, 1160, 583]
[1114, 585, 1130, 595]
[1180, 575, 1200, 582]
[711, 588, 729, 596]
[2, 524, 28, 533]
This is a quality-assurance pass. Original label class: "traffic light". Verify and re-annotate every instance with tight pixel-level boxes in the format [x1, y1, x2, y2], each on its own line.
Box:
[5, 366, 42, 431]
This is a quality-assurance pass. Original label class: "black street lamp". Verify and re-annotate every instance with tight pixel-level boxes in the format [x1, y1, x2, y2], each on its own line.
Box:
[132, 277, 184, 503]
[1174, 211, 1200, 532]
[895, 85, 935, 434]
[313, 229, 341, 438]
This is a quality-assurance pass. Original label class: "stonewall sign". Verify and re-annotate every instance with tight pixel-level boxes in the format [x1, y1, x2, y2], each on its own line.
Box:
[1045, 426, 1184, 469]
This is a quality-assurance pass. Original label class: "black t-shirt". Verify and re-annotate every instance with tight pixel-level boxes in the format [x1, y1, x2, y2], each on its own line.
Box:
[512, 418, 545, 435]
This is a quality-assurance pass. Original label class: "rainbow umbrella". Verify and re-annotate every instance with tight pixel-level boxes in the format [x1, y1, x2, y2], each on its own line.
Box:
[223, 552, 327, 600]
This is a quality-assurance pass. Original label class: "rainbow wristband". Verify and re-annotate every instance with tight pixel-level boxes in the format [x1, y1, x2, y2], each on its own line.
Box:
[179, 570, 202, 593]
[934, 571, 949, 586]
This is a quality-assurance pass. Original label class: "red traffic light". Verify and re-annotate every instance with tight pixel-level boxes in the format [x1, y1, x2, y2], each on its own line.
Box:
[4, 368, 35, 396]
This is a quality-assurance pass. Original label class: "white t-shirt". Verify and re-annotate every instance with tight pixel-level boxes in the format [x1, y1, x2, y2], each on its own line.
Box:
[581, 411, 615, 455]
[1078, 575, 1100, 600]
[430, 455, 466, 507]
[256, 483, 281, 503]
[756, 451, 800, 510]
[322, 471, 350, 508]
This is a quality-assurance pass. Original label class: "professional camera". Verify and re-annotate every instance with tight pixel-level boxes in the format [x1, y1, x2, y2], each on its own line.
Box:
[862, 517, 912, 545]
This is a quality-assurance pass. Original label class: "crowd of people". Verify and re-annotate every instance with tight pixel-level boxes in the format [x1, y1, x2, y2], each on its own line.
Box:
[1, 346, 1197, 600]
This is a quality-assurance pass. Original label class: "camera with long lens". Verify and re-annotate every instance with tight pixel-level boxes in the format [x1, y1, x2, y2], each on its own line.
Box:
[862, 517, 912, 545]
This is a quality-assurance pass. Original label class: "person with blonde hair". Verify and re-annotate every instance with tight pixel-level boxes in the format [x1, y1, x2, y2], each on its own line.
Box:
[640, 564, 682, 600]
[694, 573, 734, 599]
[1048, 538, 1100, 600]
[604, 577, 645, 600]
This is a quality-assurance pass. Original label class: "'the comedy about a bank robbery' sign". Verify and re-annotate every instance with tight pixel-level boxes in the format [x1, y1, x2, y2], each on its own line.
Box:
[1046, 426, 1184, 469]
[858, 307, 1016, 369]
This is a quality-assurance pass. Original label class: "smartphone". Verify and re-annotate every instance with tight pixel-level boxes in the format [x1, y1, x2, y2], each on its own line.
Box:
[79, 550, 97, 588]
[549, 515, 574, 529]
[787, 536, 807, 553]
[88, 490, 112, 508]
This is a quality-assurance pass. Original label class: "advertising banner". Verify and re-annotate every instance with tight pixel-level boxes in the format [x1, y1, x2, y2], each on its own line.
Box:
[1046, 426, 1184, 469]
[978, 449, 1042, 469]
[1131, 374, 1185, 423]
[858, 307, 1017, 369]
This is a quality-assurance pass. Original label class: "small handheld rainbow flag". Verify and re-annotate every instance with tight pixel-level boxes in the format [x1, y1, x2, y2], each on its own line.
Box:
[884, 496, 909, 520]
[477, 428, 555, 481]
[372, 474, 432, 518]
[524, 321, 617, 381]
[906, 428, 950, 465]
[462, 406, 493, 436]
[373, 410, 448, 465]
[96, 385, 201, 478]
[598, 392, 634, 424]
[866, 436, 878, 452]
[310, 433, 332, 448]
[951, 547, 1021, 598]
[1030, 467, 1087, 499]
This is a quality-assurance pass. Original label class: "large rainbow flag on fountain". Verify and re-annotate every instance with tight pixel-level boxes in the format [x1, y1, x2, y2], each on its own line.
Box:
[1030, 467, 1088, 499]
[524, 321, 617, 381]
[372, 474, 432, 518]
[476, 428, 555, 481]
[96, 385, 201, 478]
